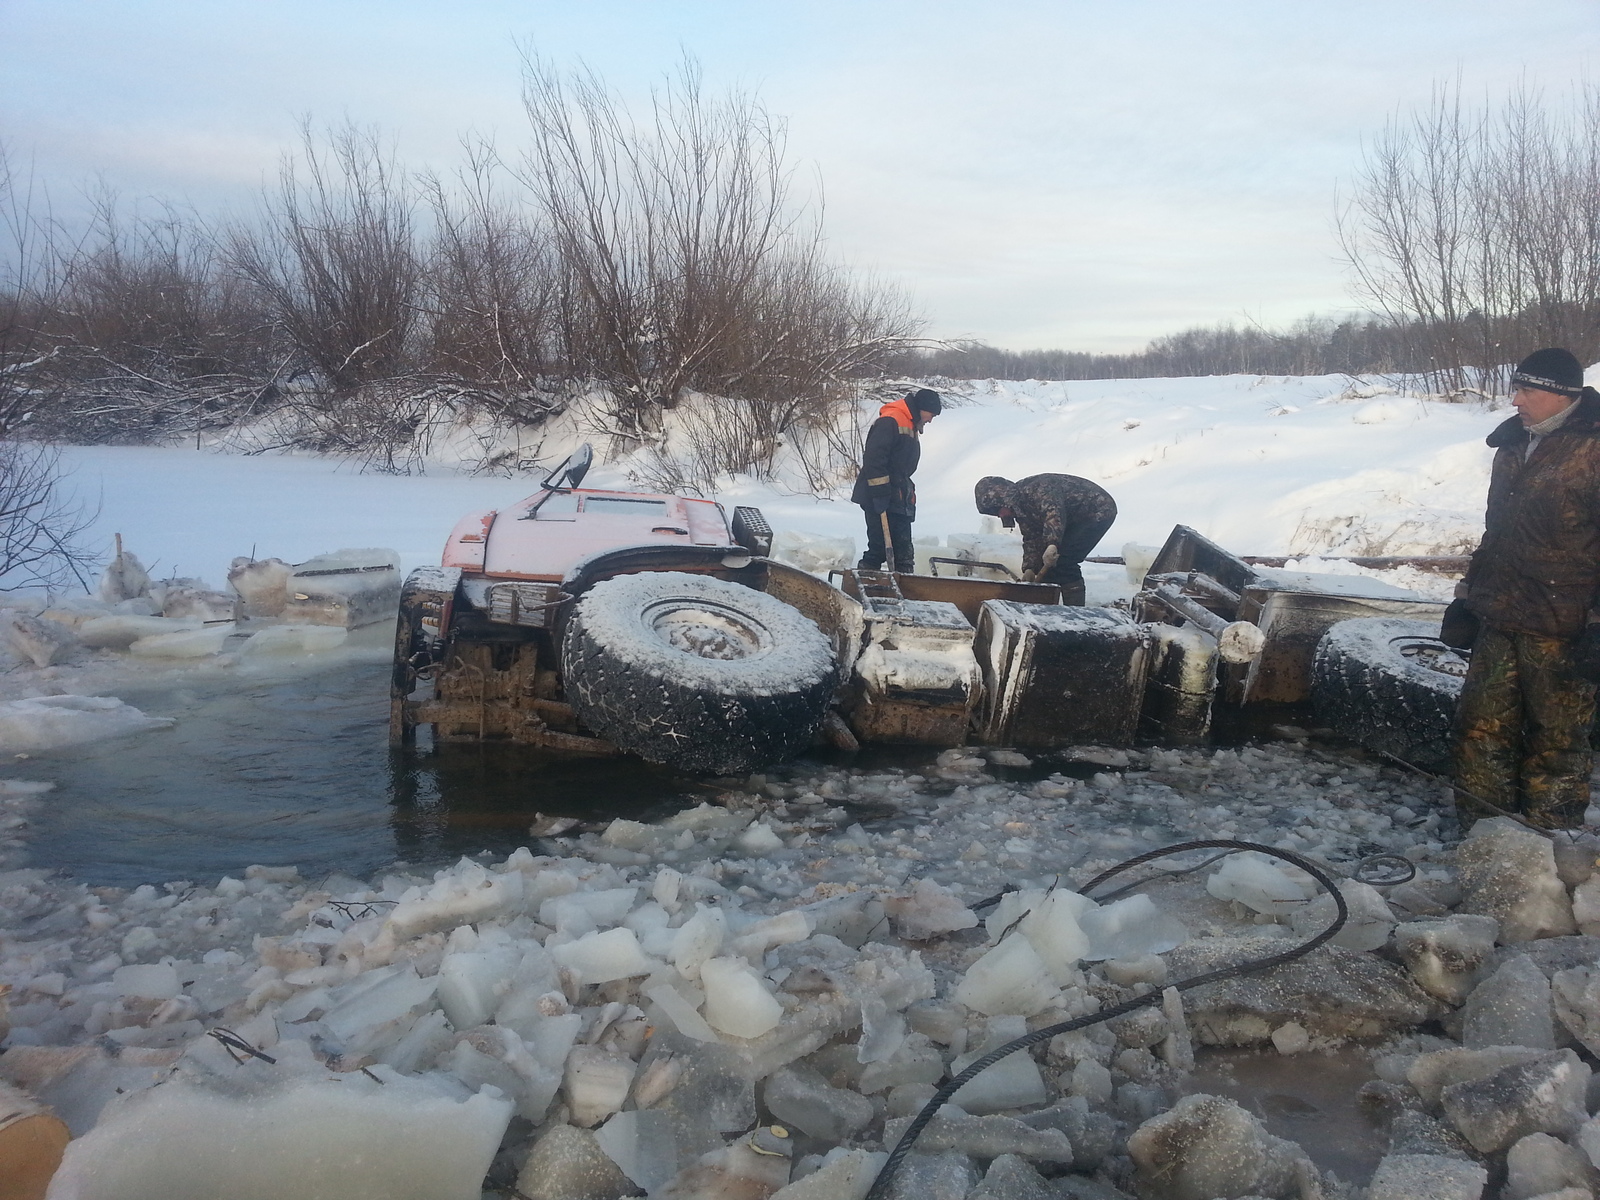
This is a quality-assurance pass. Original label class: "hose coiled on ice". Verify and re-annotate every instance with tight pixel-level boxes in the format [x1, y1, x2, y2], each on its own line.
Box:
[862, 839, 1349, 1200]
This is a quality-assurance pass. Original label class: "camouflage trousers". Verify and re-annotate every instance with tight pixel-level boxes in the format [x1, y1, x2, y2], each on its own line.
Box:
[1453, 623, 1596, 829]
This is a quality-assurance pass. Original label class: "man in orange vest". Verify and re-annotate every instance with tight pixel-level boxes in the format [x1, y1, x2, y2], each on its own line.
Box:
[851, 388, 942, 572]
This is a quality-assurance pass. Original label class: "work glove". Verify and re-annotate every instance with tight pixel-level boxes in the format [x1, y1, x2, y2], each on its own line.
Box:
[1439, 599, 1479, 651]
[1573, 623, 1600, 683]
[1041, 544, 1060, 574]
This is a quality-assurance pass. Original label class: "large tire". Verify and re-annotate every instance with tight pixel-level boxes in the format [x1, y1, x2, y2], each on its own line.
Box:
[562, 571, 836, 774]
[1311, 617, 1465, 772]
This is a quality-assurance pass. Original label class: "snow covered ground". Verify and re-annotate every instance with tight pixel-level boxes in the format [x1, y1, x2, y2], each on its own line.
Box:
[4, 371, 1598, 1199]
[49, 373, 1513, 599]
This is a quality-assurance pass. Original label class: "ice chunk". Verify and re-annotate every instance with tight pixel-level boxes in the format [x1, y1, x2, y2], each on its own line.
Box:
[1018, 890, 1092, 982]
[1395, 916, 1500, 1005]
[595, 1108, 682, 1194]
[0, 695, 174, 753]
[98, 548, 151, 603]
[1406, 1046, 1549, 1108]
[954, 935, 1060, 1017]
[881, 1110, 1073, 1163]
[46, 1067, 512, 1200]
[564, 1044, 638, 1128]
[1288, 879, 1396, 952]
[551, 927, 658, 985]
[644, 982, 720, 1043]
[1127, 1093, 1316, 1200]
[514, 1123, 634, 1200]
[971, 1155, 1055, 1200]
[1079, 894, 1187, 960]
[1462, 955, 1556, 1050]
[77, 614, 201, 649]
[436, 940, 522, 1030]
[700, 956, 783, 1039]
[128, 625, 232, 658]
[1504, 1133, 1594, 1200]
[541, 886, 638, 936]
[859, 1033, 944, 1094]
[1553, 964, 1600, 1057]
[110, 964, 180, 1001]
[1367, 1154, 1488, 1200]
[227, 557, 292, 618]
[950, 1017, 1049, 1114]
[771, 528, 857, 575]
[1439, 1049, 1589, 1153]
[156, 585, 235, 622]
[795, 890, 886, 949]
[671, 906, 727, 980]
[765, 1063, 875, 1141]
[239, 624, 348, 656]
[320, 963, 438, 1045]
[876, 1150, 979, 1200]
[492, 944, 562, 1035]
[769, 1149, 886, 1200]
[380, 861, 526, 942]
[1206, 851, 1313, 916]
[1, 610, 75, 666]
[283, 548, 401, 629]
[1456, 818, 1576, 943]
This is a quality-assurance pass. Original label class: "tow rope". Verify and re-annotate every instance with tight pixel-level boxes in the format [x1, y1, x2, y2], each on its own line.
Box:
[863, 839, 1350, 1199]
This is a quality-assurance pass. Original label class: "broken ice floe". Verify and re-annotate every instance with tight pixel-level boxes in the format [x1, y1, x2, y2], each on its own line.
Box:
[6, 736, 1596, 1197]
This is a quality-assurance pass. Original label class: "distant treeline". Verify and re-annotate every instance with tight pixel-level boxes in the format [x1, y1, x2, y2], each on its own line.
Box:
[884, 314, 1534, 386]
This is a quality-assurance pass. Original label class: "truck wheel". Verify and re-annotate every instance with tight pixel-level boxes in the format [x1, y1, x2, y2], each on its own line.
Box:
[562, 571, 836, 774]
[1311, 617, 1465, 772]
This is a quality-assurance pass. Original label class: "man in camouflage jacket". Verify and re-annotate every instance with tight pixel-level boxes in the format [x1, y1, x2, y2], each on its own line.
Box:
[974, 473, 1117, 606]
[1452, 347, 1600, 829]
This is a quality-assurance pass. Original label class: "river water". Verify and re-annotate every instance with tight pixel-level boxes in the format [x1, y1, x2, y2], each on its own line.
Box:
[19, 629, 704, 887]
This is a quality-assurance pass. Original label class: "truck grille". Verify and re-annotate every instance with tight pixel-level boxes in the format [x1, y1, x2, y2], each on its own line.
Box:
[486, 582, 564, 627]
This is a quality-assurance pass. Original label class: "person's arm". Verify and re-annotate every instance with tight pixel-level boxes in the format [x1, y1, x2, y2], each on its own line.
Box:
[858, 418, 896, 509]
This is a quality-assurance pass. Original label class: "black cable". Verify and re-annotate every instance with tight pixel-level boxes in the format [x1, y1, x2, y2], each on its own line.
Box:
[863, 839, 1349, 1200]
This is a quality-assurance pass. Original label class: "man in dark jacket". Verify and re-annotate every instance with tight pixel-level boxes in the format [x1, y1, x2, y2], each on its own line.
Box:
[1451, 347, 1600, 829]
[974, 474, 1117, 605]
[852, 388, 941, 572]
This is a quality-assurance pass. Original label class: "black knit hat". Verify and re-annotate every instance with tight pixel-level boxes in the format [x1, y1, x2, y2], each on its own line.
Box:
[1511, 348, 1585, 398]
[908, 387, 942, 416]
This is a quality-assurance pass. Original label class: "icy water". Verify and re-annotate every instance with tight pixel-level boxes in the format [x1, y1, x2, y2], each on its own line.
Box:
[18, 630, 710, 887]
[1187, 1048, 1384, 1184]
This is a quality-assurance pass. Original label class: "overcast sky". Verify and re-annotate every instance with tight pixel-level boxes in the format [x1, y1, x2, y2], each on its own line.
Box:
[4, 1, 1597, 351]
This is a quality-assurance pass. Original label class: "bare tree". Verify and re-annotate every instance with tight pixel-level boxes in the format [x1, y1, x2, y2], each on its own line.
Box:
[0, 443, 97, 591]
[515, 57, 920, 479]
[420, 143, 560, 388]
[1340, 80, 1600, 392]
[225, 122, 420, 397]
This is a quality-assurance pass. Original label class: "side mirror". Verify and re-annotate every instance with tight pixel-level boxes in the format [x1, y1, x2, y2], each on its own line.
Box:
[542, 443, 593, 492]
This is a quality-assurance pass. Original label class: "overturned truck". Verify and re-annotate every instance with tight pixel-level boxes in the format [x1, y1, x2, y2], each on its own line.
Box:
[389, 449, 1453, 773]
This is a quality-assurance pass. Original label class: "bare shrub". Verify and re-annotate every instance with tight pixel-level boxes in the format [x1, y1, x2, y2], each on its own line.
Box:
[420, 145, 559, 387]
[225, 122, 420, 397]
[21, 193, 280, 442]
[0, 442, 98, 590]
[1340, 80, 1600, 392]
[516, 57, 920, 481]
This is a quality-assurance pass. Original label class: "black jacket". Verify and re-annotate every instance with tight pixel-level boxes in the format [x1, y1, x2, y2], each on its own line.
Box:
[850, 402, 922, 517]
[1465, 387, 1600, 639]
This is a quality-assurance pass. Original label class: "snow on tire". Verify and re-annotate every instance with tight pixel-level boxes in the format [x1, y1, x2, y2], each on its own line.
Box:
[1311, 617, 1465, 772]
[562, 571, 837, 774]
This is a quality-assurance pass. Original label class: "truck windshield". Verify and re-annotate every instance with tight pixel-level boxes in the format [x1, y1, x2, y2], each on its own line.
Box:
[583, 497, 669, 515]
[530, 492, 580, 518]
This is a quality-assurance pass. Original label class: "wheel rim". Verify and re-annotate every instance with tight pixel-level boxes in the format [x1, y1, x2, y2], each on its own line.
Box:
[1391, 635, 1469, 679]
[644, 598, 771, 661]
